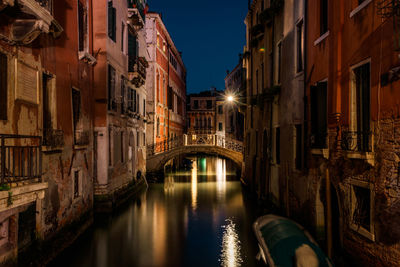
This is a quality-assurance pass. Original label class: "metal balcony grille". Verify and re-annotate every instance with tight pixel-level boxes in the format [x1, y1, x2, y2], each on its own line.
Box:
[0, 135, 42, 185]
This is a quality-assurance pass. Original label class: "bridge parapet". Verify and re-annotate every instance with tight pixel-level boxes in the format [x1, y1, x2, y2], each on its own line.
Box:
[147, 134, 244, 157]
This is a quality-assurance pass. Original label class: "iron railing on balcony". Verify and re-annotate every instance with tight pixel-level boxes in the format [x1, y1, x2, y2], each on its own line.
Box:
[74, 130, 90, 146]
[43, 129, 64, 148]
[127, 0, 146, 24]
[129, 57, 147, 87]
[0, 135, 42, 185]
[341, 131, 372, 152]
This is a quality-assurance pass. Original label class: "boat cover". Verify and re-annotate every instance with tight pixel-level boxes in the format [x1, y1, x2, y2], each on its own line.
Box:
[260, 218, 331, 267]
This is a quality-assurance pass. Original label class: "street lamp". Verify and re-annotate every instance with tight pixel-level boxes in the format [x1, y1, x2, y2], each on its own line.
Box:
[227, 95, 235, 103]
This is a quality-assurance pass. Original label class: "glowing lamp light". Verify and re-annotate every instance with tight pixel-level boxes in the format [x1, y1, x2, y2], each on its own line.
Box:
[259, 47, 265, 52]
[227, 95, 234, 102]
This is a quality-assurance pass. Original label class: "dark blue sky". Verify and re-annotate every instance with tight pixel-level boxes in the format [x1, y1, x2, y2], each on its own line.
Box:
[148, 0, 248, 94]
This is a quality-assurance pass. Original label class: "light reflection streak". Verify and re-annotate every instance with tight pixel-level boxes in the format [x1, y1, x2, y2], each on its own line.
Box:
[220, 219, 242, 267]
[216, 158, 226, 199]
[191, 160, 198, 211]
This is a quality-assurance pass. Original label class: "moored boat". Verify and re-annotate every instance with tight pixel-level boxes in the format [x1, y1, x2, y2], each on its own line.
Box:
[253, 214, 333, 267]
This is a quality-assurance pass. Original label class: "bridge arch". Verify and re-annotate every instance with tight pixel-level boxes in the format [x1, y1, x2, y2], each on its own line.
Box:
[146, 135, 244, 176]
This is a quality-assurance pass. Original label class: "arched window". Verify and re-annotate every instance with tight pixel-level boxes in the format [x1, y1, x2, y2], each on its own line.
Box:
[203, 117, 207, 128]
[208, 117, 211, 128]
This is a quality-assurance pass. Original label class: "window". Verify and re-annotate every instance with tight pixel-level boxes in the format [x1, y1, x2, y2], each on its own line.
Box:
[349, 180, 375, 240]
[169, 52, 177, 70]
[108, 0, 116, 42]
[156, 73, 160, 103]
[275, 127, 280, 164]
[137, 132, 140, 147]
[143, 133, 146, 146]
[208, 117, 212, 128]
[350, 62, 371, 151]
[121, 76, 126, 113]
[128, 88, 136, 113]
[78, 0, 88, 52]
[194, 100, 199, 109]
[108, 65, 116, 111]
[136, 93, 140, 114]
[276, 42, 282, 83]
[206, 100, 212, 109]
[143, 99, 146, 116]
[296, 20, 303, 73]
[43, 73, 53, 130]
[72, 88, 81, 132]
[121, 22, 125, 52]
[358, 0, 366, 4]
[256, 69, 259, 94]
[310, 81, 327, 148]
[157, 118, 160, 136]
[0, 52, 7, 120]
[295, 124, 302, 170]
[320, 0, 328, 35]
[74, 170, 80, 198]
[218, 105, 223, 114]
[128, 33, 138, 71]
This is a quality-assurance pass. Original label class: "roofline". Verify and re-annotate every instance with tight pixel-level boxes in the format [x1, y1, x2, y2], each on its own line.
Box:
[146, 12, 186, 72]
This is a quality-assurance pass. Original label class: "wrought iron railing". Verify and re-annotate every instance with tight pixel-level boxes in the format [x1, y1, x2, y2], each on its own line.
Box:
[0, 135, 42, 185]
[341, 131, 372, 152]
[127, 0, 146, 24]
[74, 130, 90, 146]
[129, 57, 147, 87]
[147, 134, 244, 156]
[43, 129, 64, 148]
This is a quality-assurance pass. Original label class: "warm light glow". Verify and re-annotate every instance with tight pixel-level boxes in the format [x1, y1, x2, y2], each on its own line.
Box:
[216, 158, 226, 200]
[220, 219, 242, 267]
[259, 47, 265, 52]
[191, 161, 198, 211]
[227, 95, 234, 102]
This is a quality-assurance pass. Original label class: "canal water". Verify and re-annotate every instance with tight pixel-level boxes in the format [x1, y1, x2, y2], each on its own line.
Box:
[50, 156, 264, 267]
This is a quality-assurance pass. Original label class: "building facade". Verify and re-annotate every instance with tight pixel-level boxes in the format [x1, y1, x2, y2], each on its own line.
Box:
[224, 61, 245, 141]
[187, 90, 219, 135]
[92, 0, 148, 209]
[0, 0, 95, 263]
[145, 12, 186, 146]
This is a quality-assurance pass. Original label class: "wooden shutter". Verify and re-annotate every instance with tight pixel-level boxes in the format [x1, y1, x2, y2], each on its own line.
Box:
[108, 1, 116, 41]
[0, 53, 7, 120]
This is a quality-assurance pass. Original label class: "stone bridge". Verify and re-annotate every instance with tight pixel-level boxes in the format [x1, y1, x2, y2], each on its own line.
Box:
[146, 134, 244, 175]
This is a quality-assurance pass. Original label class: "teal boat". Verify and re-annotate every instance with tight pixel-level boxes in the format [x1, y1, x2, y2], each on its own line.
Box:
[253, 215, 333, 267]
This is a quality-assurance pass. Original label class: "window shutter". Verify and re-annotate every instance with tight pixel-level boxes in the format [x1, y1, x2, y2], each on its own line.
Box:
[108, 1, 116, 41]
[0, 53, 7, 120]
[78, 1, 85, 51]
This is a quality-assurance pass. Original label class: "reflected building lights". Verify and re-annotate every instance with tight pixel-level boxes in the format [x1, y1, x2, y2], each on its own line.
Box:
[191, 161, 198, 211]
[220, 219, 242, 267]
[216, 158, 227, 199]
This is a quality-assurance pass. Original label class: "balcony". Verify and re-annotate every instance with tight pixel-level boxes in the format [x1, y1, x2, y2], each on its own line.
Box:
[0, 134, 42, 185]
[42, 129, 64, 149]
[341, 131, 372, 152]
[127, 0, 146, 31]
[1, 0, 63, 45]
[74, 130, 90, 147]
[128, 56, 148, 88]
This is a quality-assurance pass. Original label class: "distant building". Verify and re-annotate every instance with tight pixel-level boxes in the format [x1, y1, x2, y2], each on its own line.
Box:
[224, 61, 245, 141]
[187, 89, 220, 135]
[145, 12, 186, 145]
[92, 0, 148, 209]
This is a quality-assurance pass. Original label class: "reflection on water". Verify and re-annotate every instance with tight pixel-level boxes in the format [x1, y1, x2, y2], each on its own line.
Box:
[50, 156, 261, 267]
[220, 219, 242, 267]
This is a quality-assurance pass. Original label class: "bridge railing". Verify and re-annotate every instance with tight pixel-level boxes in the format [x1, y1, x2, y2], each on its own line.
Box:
[147, 134, 244, 157]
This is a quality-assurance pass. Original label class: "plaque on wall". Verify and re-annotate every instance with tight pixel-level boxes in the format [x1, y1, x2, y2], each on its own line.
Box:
[14, 59, 39, 104]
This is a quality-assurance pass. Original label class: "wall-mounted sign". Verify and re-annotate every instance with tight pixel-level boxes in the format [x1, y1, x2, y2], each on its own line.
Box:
[15, 59, 39, 104]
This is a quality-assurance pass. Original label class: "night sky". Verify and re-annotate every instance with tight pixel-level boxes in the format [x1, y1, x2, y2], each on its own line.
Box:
[148, 0, 248, 94]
